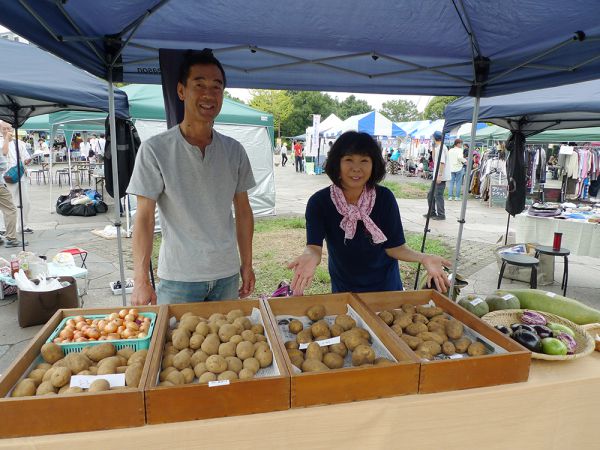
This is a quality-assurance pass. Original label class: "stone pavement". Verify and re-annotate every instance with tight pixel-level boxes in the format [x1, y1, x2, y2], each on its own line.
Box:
[0, 163, 598, 374]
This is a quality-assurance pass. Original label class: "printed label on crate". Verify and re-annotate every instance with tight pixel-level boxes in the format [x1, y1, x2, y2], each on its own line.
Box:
[70, 374, 125, 389]
[208, 380, 230, 387]
[299, 336, 340, 350]
[546, 291, 557, 298]
[469, 298, 484, 306]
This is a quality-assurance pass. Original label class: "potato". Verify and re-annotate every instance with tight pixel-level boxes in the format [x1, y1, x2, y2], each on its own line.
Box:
[189, 333, 205, 350]
[467, 342, 486, 357]
[288, 319, 303, 334]
[97, 364, 117, 376]
[89, 379, 110, 392]
[323, 352, 344, 369]
[198, 372, 217, 383]
[158, 381, 175, 387]
[164, 344, 178, 356]
[36, 362, 52, 371]
[233, 316, 252, 331]
[181, 367, 195, 384]
[61, 386, 83, 395]
[166, 370, 185, 385]
[239, 368, 255, 379]
[417, 332, 445, 346]
[226, 309, 245, 322]
[50, 366, 71, 388]
[405, 322, 428, 336]
[162, 353, 175, 368]
[63, 353, 90, 374]
[201, 334, 221, 355]
[98, 356, 121, 371]
[171, 349, 191, 370]
[284, 340, 299, 350]
[412, 313, 429, 324]
[195, 322, 210, 336]
[416, 305, 444, 319]
[309, 320, 329, 339]
[225, 356, 243, 374]
[345, 334, 369, 351]
[218, 341, 237, 358]
[179, 316, 201, 333]
[116, 366, 128, 374]
[172, 330, 191, 350]
[378, 311, 394, 326]
[351, 344, 376, 366]
[301, 359, 329, 372]
[430, 315, 450, 325]
[218, 370, 238, 381]
[445, 320, 464, 340]
[36, 381, 57, 395]
[400, 334, 423, 350]
[27, 368, 47, 386]
[42, 367, 56, 382]
[287, 349, 304, 368]
[88, 366, 98, 375]
[427, 321, 445, 333]
[117, 347, 135, 360]
[329, 323, 344, 337]
[305, 304, 326, 321]
[11, 379, 36, 397]
[305, 342, 323, 362]
[243, 357, 260, 374]
[390, 323, 404, 336]
[241, 330, 256, 343]
[393, 312, 413, 329]
[418, 341, 442, 357]
[250, 324, 264, 335]
[87, 343, 116, 362]
[125, 364, 143, 387]
[229, 335, 243, 345]
[401, 304, 416, 314]
[205, 355, 228, 374]
[207, 322, 220, 335]
[254, 346, 273, 368]
[193, 362, 208, 378]
[218, 324, 238, 343]
[255, 334, 267, 343]
[374, 357, 395, 367]
[334, 314, 356, 331]
[236, 341, 255, 360]
[296, 329, 313, 344]
[40, 342, 63, 364]
[414, 350, 431, 360]
[329, 342, 348, 357]
[191, 350, 209, 367]
[442, 341, 456, 355]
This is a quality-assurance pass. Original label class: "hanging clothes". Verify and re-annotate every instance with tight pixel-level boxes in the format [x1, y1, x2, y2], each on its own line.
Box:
[505, 131, 527, 216]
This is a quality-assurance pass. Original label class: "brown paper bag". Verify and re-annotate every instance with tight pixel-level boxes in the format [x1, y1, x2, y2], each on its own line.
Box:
[18, 276, 79, 328]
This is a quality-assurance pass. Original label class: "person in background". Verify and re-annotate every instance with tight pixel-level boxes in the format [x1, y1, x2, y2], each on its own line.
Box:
[288, 131, 450, 295]
[280, 141, 288, 167]
[424, 131, 450, 220]
[294, 140, 303, 172]
[79, 137, 90, 162]
[447, 138, 466, 201]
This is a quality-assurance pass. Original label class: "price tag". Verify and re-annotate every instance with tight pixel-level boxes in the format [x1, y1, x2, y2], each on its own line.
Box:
[502, 294, 514, 301]
[546, 292, 557, 298]
[208, 380, 230, 388]
[70, 374, 125, 389]
[299, 336, 340, 350]
[469, 298, 484, 306]
[448, 354, 465, 360]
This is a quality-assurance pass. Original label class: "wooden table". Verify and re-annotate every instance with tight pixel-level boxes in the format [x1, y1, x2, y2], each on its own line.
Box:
[2, 353, 598, 449]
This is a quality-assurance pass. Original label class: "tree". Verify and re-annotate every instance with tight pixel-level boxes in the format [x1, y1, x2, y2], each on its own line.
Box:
[249, 89, 293, 138]
[379, 99, 421, 122]
[422, 96, 458, 120]
[336, 95, 372, 119]
[283, 91, 338, 137]
[224, 90, 246, 104]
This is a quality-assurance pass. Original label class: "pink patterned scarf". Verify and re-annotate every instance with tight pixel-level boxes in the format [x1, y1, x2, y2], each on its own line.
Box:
[329, 184, 387, 244]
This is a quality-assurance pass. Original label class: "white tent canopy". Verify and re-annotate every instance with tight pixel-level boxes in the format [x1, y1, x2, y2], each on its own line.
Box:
[304, 114, 343, 157]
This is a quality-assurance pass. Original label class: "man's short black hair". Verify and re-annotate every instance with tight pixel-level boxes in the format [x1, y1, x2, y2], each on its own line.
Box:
[178, 48, 227, 87]
[324, 131, 386, 189]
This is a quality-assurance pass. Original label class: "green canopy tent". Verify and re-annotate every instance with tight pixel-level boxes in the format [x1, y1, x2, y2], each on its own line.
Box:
[461, 125, 600, 143]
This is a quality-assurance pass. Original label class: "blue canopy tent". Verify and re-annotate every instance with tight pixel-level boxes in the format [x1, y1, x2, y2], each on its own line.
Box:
[0, 37, 128, 261]
[322, 111, 406, 139]
[4, 0, 600, 296]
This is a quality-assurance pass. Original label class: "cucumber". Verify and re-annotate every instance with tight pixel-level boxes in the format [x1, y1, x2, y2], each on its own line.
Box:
[495, 289, 600, 325]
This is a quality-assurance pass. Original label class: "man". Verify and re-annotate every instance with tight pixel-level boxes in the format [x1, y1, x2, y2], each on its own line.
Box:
[128, 49, 256, 305]
[0, 122, 26, 248]
[447, 138, 466, 201]
[424, 131, 450, 220]
[294, 140, 303, 172]
[280, 141, 288, 167]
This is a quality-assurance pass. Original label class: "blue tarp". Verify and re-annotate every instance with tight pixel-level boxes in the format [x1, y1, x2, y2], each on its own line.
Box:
[444, 78, 600, 135]
[0, 39, 129, 127]
[2, 1, 600, 97]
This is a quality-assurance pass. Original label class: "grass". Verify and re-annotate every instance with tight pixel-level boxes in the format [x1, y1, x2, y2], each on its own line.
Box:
[381, 180, 431, 199]
[151, 217, 451, 297]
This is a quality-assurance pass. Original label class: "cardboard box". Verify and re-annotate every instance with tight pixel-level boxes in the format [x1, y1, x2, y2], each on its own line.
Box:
[144, 299, 290, 424]
[262, 293, 420, 408]
[0, 305, 166, 438]
[355, 290, 531, 393]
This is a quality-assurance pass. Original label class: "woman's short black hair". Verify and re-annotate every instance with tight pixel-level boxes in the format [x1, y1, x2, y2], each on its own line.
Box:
[324, 131, 386, 189]
[178, 48, 227, 87]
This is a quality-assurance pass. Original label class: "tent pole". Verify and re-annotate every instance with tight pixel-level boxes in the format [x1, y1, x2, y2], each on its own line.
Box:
[414, 131, 446, 289]
[449, 94, 481, 298]
[108, 70, 128, 307]
[49, 126, 55, 213]
[504, 213, 511, 245]
[12, 110, 26, 251]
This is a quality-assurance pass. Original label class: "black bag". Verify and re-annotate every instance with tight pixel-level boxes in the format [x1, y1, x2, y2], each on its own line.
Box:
[104, 117, 140, 199]
[55, 188, 107, 216]
[505, 131, 527, 216]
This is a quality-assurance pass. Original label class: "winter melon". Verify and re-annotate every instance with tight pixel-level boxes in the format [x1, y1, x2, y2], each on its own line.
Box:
[457, 295, 489, 318]
[485, 293, 520, 312]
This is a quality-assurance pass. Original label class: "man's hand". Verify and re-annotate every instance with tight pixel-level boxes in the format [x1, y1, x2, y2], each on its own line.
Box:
[131, 280, 157, 306]
[239, 265, 255, 298]
[422, 255, 452, 293]
[288, 247, 321, 296]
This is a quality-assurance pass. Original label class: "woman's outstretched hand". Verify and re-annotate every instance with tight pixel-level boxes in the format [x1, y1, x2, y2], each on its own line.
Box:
[287, 246, 322, 296]
[422, 255, 452, 293]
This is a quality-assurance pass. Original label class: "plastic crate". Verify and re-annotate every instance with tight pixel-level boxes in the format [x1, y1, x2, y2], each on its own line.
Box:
[45, 312, 157, 355]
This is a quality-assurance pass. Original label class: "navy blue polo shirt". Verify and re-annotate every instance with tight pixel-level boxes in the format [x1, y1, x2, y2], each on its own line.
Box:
[306, 185, 406, 293]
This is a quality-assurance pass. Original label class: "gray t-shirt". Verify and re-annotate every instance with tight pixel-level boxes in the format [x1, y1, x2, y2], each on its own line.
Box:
[127, 125, 255, 282]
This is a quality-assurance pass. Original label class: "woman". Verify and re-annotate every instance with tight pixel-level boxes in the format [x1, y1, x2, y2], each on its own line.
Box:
[288, 131, 451, 295]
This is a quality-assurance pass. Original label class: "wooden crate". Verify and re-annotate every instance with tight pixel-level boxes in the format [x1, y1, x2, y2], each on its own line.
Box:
[262, 293, 420, 408]
[144, 299, 290, 424]
[0, 305, 166, 438]
[355, 290, 531, 393]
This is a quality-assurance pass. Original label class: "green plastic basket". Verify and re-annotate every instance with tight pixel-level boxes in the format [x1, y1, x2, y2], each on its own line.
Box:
[45, 312, 157, 355]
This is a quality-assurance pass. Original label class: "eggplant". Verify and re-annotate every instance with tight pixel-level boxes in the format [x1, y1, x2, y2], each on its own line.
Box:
[521, 310, 547, 326]
[510, 323, 536, 334]
[532, 324, 553, 339]
[495, 325, 512, 336]
[512, 329, 542, 352]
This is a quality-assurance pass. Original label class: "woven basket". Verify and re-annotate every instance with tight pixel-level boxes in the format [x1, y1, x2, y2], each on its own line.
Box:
[482, 309, 595, 361]
[582, 323, 600, 352]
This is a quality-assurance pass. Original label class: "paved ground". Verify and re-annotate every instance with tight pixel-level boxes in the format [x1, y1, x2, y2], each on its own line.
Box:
[0, 162, 598, 374]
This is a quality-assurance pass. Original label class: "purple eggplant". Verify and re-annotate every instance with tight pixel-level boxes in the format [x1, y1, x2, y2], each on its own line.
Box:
[512, 329, 542, 352]
[495, 325, 512, 336]
[532, 324, 553, 339]
[510, 323, 536, 334]
[521, 310, 547, 326]
[556, 332, 577, 354]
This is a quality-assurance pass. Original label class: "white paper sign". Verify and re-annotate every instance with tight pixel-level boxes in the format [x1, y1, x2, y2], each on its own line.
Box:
[448, 354, 465, 359]
[502, 294, 514, 301]
[70, 374, 125, 389]
[208, 380, 230, 387]
[470, 298, 484, 306]
[546, 292, 557, 298]
[559, 145, 574, 155]
[298, 336, 341, 350]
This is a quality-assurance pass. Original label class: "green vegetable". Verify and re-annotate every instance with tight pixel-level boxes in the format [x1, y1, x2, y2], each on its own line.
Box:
[458, 295, 489, 317]
[495, 289, 600, 325]
[547, 322, 575, 338]
[541, 338, 568, 356]
[485, 294, 520, 312]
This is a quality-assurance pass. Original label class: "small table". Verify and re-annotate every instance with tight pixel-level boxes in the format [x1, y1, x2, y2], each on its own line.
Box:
[90, 174, 105, 199]
[534, 245, 570, 296]
[498, 254, 539, 289]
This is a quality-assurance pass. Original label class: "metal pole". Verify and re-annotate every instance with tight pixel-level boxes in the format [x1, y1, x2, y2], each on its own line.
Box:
[12, 111, 26, 251]
[504, 213, 511, 245]
[49, 126, 55, 213]
[414, 131, 446, 289]
[449, 94, 481, 297]
[108, 70, 128, 307]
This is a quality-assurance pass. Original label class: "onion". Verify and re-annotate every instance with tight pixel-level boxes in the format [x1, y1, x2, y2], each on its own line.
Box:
[122, 328, 134, 339]
[118, 309, 128, 319]
[98, 320, 107, 330]
[109, 313, 119, 321]
[66, 319, 76, 328]
[107, 333, 120, 340]
[105, 322, 118, 333]
[117, 326, 125, 334]
[59, 328, 74, 340]
[126, 322, 139, 332]
[138, 332, 147, 339]
[129, 308, 139, 317]
[74, 315, 85, 323]
[53, 338, 62, 343]
[75, 337, 87, 342]
[75, 321, 86, 331]
[87, 328, 100, 339]
[124, 313, 136, 322]
[73, 331, 83, 339]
